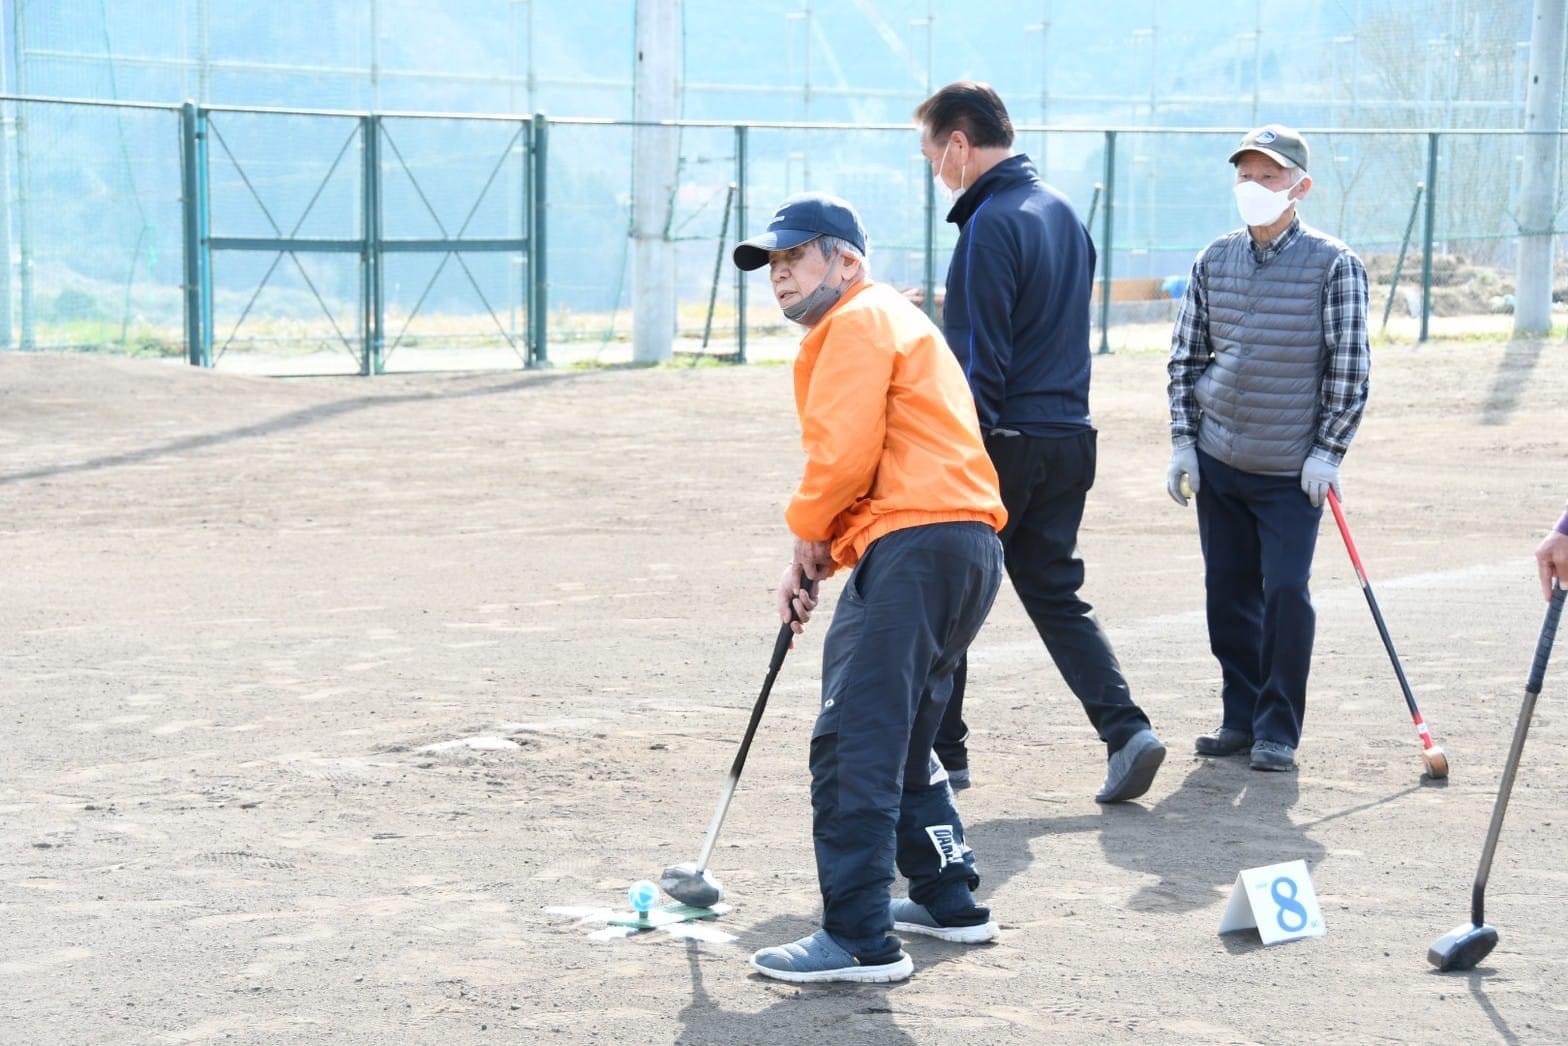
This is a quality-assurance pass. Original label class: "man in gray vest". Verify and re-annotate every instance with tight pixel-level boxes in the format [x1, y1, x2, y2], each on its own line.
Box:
[1164, 125, 1371, 772]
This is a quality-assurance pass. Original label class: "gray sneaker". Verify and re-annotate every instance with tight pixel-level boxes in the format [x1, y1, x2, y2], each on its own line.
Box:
[1195, 727, 1253, 757]
[945, 767, 971, 791]
[1250, 740, 1297, 772]
[751, 929, 912, 984]
[889, 898, 999, 944]
[1095, 728, 1167, 803]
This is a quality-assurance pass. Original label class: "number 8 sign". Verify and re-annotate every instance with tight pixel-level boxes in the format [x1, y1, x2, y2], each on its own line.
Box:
[1219, 859, 1327, 945]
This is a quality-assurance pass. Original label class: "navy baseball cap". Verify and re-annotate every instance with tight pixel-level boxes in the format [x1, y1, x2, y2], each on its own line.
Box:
[733, 192, 868, 271]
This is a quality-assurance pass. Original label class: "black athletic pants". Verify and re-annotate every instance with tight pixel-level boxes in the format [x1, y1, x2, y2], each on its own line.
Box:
[934, 429, 1151, 769]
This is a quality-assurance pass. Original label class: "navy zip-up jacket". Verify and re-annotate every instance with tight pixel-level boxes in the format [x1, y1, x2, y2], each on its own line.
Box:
[942, 154, 1095, 436]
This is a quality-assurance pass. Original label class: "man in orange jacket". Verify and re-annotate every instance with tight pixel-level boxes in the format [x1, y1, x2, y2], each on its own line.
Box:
[736, 193, 1008, 985]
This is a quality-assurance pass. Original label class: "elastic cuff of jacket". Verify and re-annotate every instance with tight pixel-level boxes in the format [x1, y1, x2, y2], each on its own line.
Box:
[1555, 510, 1568, 537]
[1171, 435, 1197, 450]
[1307, 446, 1343, 467]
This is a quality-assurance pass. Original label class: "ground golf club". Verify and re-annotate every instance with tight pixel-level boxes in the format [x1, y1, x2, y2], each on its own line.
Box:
[1428, 582, 1563, 972]
[1326, 489, 1449, 779]
[660, 574, 817, 908]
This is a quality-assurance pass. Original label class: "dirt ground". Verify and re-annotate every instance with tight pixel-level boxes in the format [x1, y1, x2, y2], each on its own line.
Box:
[2, 337, 1565, 1045]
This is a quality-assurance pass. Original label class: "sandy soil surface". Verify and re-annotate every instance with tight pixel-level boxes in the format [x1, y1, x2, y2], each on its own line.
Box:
[2, 338, 1565, 1044]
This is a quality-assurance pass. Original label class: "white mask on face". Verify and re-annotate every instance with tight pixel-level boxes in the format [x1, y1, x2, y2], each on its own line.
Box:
[1234, 171, 1303, 227]
[933, 139, 966, 206]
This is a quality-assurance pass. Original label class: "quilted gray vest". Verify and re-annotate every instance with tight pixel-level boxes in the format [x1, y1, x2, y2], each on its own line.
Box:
[1195, 225, 1345, 476]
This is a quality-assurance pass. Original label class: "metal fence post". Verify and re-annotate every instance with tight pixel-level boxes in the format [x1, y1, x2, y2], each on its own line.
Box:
[1420, 131, 1438, 343]
[12, 10, 33, 350]
[361, 113, 384, 375]
[180, 101, 203, 366]
[197, 107, 213, 366]
[734, 123, 748, 364]
[0, 105, 13, 348]
[521, 115, 532, 363]
[528, 112, 549, 367]
[1098, 130, 1116, 356]
[701, 182, 736, 351]
[1380, 181, 1424, 334]
[923, 167, 936, 320]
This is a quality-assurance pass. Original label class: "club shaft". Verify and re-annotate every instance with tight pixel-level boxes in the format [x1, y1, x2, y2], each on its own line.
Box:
[693, 771, 739, 873]
[1329, 490, 1428, 726]
[692, 655, 785, 872]
[1471, 586, 1563, 927]
[1358, 583, 1425, 721]
[688, 575, 817, 875]
[1326, 489, 1369, 582]
[1472, 687, 1539, 927]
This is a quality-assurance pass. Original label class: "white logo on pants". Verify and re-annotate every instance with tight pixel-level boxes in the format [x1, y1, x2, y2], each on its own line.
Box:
[925, 825, 969, 870]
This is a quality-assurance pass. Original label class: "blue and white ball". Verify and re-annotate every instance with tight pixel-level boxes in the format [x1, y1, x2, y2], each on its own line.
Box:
[628, 879, 658, 913]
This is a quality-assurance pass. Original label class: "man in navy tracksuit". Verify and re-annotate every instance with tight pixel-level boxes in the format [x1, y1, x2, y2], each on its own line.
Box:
[916, 82, 1166, 804]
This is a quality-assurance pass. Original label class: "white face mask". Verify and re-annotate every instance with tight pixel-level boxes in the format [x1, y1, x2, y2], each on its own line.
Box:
[933, 139, 966, 206]
[1234, 172, 1303, 227]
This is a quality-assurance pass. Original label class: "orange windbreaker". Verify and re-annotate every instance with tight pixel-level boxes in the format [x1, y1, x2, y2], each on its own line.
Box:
[786, 280, 1007, 568]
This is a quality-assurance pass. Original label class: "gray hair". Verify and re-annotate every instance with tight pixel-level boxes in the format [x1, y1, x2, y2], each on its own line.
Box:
[815, 234, 871, 279]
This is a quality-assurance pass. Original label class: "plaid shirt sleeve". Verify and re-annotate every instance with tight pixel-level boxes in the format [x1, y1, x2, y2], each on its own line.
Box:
[1166, 253, 1210, 448]
[1311, 250, 1372, 464]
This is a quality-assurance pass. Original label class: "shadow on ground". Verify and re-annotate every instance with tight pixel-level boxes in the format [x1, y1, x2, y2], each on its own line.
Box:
[675, 916, 921, 1045]
[1480, 339, 1549, 427]
[0, 369, 589, 486]
[971, 759, 1325, 920]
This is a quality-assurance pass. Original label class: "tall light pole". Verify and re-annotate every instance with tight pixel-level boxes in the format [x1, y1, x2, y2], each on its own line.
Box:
[908, 11, 933, 100]
[197, 0, 210, 101]
[0, 0, 11, 346]
[1349, 0, 1361, 123]
[509, 0, 529, 341]
[369, 0, 381, 109]
[1514, 0, 1566, 337]
[12, 0, 33, 349]
[1149, 2, 1159, 120]
[1132, 25, 1156, 122]
[1025, 4, 1051, 175]
[786, 4, 813, 187]
[1331, 34, 1354, 128]
[1251, 0, 1262, 124]
[1235, 27, 1262, 124]
[911, 7, 934, 318]
[631, 0, 680, 363]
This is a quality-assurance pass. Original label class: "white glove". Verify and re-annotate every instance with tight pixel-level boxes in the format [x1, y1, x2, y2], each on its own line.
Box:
[1166, 446, 1201, 507]
[1300, 455, 1342, 508]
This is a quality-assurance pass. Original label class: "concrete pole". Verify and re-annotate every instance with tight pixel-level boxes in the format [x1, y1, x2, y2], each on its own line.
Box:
[197, 0, 210, 100]
[1250, 0, 1261, 124]
[369, 0, 381, 109]
[0, 0, 14, 347]
[631, 0, 679, 364]
[1038, 1, 1050, 175]
[1514, 0, 1566, 338]
[12, 0, 32, 349]
[1350, 0, 1361, 123]
[525, 0, 536, 113]
[1148, 3, 1158, 121]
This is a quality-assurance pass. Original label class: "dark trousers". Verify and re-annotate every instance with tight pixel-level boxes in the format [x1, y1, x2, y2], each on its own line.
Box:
[811, 522, 1003, 959]
[1195, 449, 1322, 748]
[935, 429, 1149, 767]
